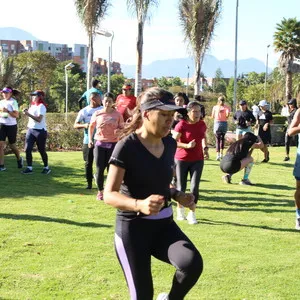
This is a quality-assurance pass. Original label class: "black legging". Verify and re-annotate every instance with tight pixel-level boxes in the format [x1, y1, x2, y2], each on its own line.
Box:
[94, 144, 115, 190]
[285, 132, 298, 155]
[115, 215, 203, 300]
[25, 128, 48, 167]
[82, 144, 94, 185]
[215, 131, 226, 152]
[175, 159, 204, 204]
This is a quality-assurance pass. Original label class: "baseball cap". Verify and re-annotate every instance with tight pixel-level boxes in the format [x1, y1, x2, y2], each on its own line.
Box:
[140, 99, 180, 112]
[122, 84, 132, 90]
[30, 90, 45, 97]
[258, 99, 268, 107]
[239, 100, 247, 105]
[1, 87, 13, 93]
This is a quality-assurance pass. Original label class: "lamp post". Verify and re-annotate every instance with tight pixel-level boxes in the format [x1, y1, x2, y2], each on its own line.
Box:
[233, 0, 239, 112]
[95, 29, 114, 93]
[186, 65, 190, 95]
[264, 44, 270, 99]
[65, 62, 75, 122]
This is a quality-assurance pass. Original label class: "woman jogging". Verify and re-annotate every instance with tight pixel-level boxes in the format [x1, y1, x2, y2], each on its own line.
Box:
[104, 87, 203, 300]
[172, 101, 209, 224]
[89, 92, 123, 200]
[220, 132, 263, 185]
[211, 95, 230, 160]
[21, 90, 50, 174]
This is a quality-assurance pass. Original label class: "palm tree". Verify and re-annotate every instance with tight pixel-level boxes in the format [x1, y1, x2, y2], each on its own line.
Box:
[179, 0, 222, 96]
[273, 17, 300, 99]
[74, 0, 110, 90]
[126, 0, 159, 96]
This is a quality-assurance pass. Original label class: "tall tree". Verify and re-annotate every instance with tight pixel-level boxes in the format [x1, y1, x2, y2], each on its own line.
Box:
[179, 0, 222, 96]
[126, 0, 159, 96]
[74, 0, 110, 90]
[273, 17, 300, 98]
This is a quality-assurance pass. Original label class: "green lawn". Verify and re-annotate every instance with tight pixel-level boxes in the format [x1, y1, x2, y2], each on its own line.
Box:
[0, 147, 299, 300]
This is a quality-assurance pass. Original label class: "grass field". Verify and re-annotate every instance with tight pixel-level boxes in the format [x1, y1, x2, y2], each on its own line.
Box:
[0, 146, 299, 300]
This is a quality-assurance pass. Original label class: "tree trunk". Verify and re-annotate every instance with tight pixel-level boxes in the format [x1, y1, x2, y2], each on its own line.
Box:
[194, 59, 201, 96]
[286, 71, 292, 98]
[135, 21, 144, 97]
[87, 34, 94, 90]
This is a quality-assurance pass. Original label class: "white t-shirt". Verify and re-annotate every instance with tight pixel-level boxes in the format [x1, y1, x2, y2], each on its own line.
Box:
[0, 98, 19, 125]
[27, 104, 47, 130]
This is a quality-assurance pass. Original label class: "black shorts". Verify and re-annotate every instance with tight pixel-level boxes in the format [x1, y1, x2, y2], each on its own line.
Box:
[220, 154, 241, 174]
[258, 127, 271, 144]
[0, 124, 18, 144]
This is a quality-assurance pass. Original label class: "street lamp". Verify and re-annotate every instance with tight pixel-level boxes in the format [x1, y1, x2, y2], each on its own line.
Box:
[65, 62, 75, 122]
[186, 65, 190, 95]
[95, 29, 114, 93]
[264, 44, 270, 99]
[233, 0, 239, 112]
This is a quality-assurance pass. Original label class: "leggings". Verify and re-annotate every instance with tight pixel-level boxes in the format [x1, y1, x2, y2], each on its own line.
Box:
[115, 215, 203, 300]
[25, 128, 48, 167]
[82, 144, 94, 185]
[214, 121, 227, 152]
[94, 144, 115, 190]
[175, 159, 204, 204]
[285, 132, 298, 155]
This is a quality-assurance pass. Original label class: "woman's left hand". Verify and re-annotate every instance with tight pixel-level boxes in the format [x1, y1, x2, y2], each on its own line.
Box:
[263, 123, 268, 131]
[176, 192, 196, 210]
[204, 149, 209, 159]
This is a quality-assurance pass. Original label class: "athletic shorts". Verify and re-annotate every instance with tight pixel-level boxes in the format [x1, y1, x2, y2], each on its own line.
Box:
[293, 152, 300, 180]
[220, 154, 241, 174]
[236, 127, 252, 136]
[214, 121, 228, 134]
[0, 124, 18, 144]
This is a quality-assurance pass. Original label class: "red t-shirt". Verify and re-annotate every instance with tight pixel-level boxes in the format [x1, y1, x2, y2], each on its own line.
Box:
[116, 94, 137, 121]
[174, 120, 207, 161]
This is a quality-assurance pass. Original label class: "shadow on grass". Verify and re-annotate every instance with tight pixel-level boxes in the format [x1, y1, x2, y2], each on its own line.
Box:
[0, 213, 112, 228]
[200, 218, 298, 233]
[0, 154, 101, 199]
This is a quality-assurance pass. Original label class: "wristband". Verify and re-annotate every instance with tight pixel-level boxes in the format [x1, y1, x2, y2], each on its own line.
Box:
[204, 146, 208, 151]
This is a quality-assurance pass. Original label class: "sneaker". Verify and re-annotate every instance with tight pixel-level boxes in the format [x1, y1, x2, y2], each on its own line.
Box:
[295, 218, 300, 230]
[216, 154, 220, 161]
[239, 179, 254, 186]
[41, 168, 51, 175]
[86, 183, 92, 189]
[17, 157, 23, 168]
[22, 167, 33, 174]
[186, 211, 198, 224]
[0, 167, 7, 171]
[176, 207, 186, 221]
[284, 157, 290, 161]
[222, 174, 231, 184]
[96, 191, 103, 201]
[156, 293, 169, 300]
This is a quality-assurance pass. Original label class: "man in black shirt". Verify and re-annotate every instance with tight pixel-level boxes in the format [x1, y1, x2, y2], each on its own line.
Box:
[233, 100, 256, 140]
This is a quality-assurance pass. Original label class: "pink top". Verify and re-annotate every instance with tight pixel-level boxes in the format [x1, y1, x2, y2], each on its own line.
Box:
[211, 105, 230, 122]
[90, 109, 124, 142]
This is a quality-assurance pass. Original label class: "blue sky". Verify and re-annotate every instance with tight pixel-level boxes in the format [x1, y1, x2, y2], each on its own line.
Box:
[0, 0, 299, 70]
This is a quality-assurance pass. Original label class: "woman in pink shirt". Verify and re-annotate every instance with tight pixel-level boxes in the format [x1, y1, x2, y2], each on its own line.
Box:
[89, 93, 124, 200]
[211, 96, 230, 160]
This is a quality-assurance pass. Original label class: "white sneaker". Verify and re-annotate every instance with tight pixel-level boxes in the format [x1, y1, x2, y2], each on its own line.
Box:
[176, 207, 186, 221]
[295, 217, 300, 230]
[216, 154, 220, 161]
[186, 211, 198, 224]
[156, 293, 169, 300]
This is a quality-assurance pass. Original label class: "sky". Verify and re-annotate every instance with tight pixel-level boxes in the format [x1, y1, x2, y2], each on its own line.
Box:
[0, 0, 299, 71]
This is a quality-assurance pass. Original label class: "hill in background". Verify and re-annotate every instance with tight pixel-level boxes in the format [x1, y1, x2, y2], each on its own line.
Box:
[0, 27, 38, 41]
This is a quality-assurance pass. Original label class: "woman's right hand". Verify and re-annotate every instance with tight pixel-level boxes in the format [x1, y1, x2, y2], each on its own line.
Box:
[187, 139, 196, 149]
[137, 195, 165, 215]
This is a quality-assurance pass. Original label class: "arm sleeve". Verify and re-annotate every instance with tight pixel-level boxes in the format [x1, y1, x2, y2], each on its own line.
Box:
[109, 140, 128, 169]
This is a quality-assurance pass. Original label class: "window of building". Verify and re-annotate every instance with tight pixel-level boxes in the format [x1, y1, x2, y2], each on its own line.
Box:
[80, 47, 85, 59]
[38, 44, 44, 51]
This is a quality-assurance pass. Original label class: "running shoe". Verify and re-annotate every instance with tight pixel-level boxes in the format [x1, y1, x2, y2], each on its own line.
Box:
[156, 293, 169, 300]
[22, 167, 33, 174]
[0, 167, 7, 172]
[295, 218, 300, 230]
[41, 168, 51, 175]
[96, 191, 103, 201]
[176, 207, 186, 221]
[86, 183, 92, 189]
[17, 157, 23, 168]
[284, 157, 290, 161]
[222, 174, 231, 184]
[186, 211, 198, 224]
[239, 179, 254, 186]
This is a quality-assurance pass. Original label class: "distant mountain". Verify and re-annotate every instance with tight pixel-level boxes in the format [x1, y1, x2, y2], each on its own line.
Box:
[121, 55, 272, 79]
[0, 27, 38, 41]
